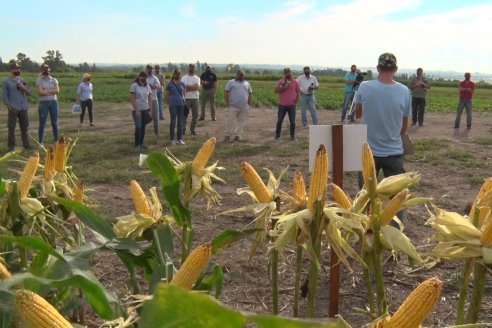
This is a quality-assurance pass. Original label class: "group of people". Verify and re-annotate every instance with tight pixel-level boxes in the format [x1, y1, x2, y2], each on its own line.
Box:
[2, 56, 477, 154]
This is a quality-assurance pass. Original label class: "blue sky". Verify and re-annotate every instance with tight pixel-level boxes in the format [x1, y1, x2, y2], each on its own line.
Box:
[2, 0, 492, 74]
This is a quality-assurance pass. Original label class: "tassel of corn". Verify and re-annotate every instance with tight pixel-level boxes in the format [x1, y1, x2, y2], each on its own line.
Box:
[388, 277, 442, 328]
[54, 135, 67, 173]
[378, 189, 409, 226]
[74, 181, 84, 203]
[361, 143, 377, 195]
[130, 180, 153, 217]
[192, 137, 216, 171]
[292, 169, 307, 205]
[0, 260, 12, 280]
[171, 244, 212, 290]
[330, 183, 352, 209]
[15, 289, 72, 328]
[241, 162, 272, 203]
[18, 152, 39, 199]
[480, 216, 492, 246]
[44, 146, 55, 181]
[307, 144, 329, 211]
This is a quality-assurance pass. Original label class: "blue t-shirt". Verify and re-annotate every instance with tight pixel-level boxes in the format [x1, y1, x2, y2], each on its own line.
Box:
[354, 79, 411, 157]
[344, 72, 357, 93]
[166, 81, 186, 107]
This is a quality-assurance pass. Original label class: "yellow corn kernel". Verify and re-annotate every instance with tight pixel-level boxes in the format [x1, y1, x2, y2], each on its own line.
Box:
[54, 135, 67, 173]
[0, 260, 12, 280]
[15, 289, 72, 328]
[130, 180, 153, 217]
[330, 183, 352, 209]
[192, 137, 216, 171]
[74, 181, 84, 203]
[480, 215, 492, 246]
[361, 143, 377, 193]
[379, 189, 409, 226]
[18, 152, 40, 199]
[389, 277, 442, 328]
[307, 144, 328, 211]
[171, 244, 212, 290]
[292, 169, 307, 205]
[44, 146, 56, 181]
[241, 162, 272, 203]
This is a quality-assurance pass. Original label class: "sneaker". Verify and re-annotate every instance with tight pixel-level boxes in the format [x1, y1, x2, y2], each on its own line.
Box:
[198, 117, 205, 121]
[170, 140, 177, 146]
[411, 123, 417, 126]
[212, 117, 216, 121]
[90, 123, 94, 126]
[453, 126, 459, 129]
[177, 139, 185, 145]
[467, 126, 471, 129]
[274, 136, 280, 141]
[234, 136, 241, 141]
[290, 136, 297, 141]
[418, 124, 423, 127]
[159, 116, 164, 120]
[191, 131, 197, 136]
[223, 136, 230, 141]
[140, 145, 148, 149]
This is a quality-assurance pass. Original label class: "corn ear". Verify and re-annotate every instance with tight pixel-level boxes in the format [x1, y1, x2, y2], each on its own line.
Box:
[74, 181, 84, 203]
[171, 244, 212, 290]
[54, 135, 67, 173]
[292, 169, 307, 205]
[0, 260, 12, 280]
[389, 277, 442, 328]
[44, 146, 55, 181]
[307, 144, 329, 211]
[192, 137, 216, 171]
[361, 143, 377, 194]
[379, 189, 408, 226]
[376, 172, 420, 197]
[15, 289, 72, 328]
[330, 183, 352, 209]
[18, 152, 39, 199]
[130, 180, 153, 217]
[480, 215, 492, 246]
[241, 162, 272, 203]
[470, 178, 492, 219]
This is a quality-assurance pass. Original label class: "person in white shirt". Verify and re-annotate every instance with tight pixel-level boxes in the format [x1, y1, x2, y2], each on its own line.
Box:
[296, 66, 320, 126]
[180, 63, 201, 135]
[146, 64, 161, 137]
[76, 73, 94, 126]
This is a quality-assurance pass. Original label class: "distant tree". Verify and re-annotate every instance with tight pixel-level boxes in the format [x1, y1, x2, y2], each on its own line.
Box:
[225, 63, 234, 73]
[167, 62, 177, 72]
[16, 53, 36, 72]
[42, 50, 70, 72]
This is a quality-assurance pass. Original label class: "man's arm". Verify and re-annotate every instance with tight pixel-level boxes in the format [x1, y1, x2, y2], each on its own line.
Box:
[401, 116, 409, 135]
[248, 93, 252, 107]
[224, 90, 230, 107]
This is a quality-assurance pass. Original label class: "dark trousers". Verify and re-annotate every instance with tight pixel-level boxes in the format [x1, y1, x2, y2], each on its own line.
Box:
[80, 99, 94, 124]
[7, 109, 30, 151]
[411, 97, 426, 125]
[169, 105, 184, 141]
[454, 98, 472, 128]
[132, 110, 148, 147]
[200, 88, 216, 119]
[275, 105, 296, 138]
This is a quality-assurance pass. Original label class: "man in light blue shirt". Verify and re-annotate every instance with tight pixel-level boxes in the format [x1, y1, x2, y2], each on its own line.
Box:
[341, 64, 357, 122]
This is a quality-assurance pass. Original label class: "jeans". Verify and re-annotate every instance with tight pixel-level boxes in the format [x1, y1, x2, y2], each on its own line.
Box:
[411, 97, 426, 126]
[169, 105, 184, 141]
[80, 99, 94, 124]
[454, 98, 472, 128]
[157, 90, 164, 119]
[200, 88, 216, 119]
[38, 100, 59, 143]
[151, 99, 159, 135]
[132, 110, 148, 147]
[341, 91, 355, 121]
[275, 105, 296, 138]
[299, 94, 319, 126]
[183, 98, 199, 134]
[358, 154, 406, 224]
[7, 109, 30, 150]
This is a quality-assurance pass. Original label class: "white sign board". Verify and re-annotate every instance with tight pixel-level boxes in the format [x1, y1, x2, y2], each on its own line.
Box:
[309, 125, 367, 172]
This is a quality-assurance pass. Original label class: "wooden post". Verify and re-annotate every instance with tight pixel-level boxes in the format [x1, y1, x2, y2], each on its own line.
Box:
[329, 124, 344, 317]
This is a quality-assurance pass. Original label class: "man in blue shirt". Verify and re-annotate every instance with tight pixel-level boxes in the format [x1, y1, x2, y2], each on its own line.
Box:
[341, 64, 358, 122]
[2, 62, 32, 152]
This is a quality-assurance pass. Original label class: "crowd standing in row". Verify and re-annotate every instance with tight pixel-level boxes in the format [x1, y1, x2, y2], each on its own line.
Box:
[1, 59, 478, 152]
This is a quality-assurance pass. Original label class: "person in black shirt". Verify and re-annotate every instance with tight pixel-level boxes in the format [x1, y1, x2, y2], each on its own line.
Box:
[199, 66, 218, 121]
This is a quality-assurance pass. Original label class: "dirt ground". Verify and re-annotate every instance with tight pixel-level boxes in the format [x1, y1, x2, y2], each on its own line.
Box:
[83, 105, 491, 327]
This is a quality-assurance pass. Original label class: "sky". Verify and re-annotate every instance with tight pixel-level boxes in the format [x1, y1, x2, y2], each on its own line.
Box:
[2, 0, 492, 74]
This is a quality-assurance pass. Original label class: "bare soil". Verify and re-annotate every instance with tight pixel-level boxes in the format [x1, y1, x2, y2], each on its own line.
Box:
[73, 105, 492, 327]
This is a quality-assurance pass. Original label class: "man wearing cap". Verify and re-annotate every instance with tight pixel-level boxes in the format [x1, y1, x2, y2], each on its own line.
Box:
[154, 65, 165, 120]
[223, 70, 252, 141]
[454, 72, 475, 129]
[2, 62, 32, 152]
[181, 64, 201, 135]
[146, 64, 161, 137]
[199, 65, 218, 121]
[409, 68, 430, 127]
[76, 73, 94, 126]
[354, 53, 411, 222]
[36, 63, 60, 144]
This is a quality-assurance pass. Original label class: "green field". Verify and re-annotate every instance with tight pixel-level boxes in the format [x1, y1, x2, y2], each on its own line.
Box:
[2, 72, 491, 112]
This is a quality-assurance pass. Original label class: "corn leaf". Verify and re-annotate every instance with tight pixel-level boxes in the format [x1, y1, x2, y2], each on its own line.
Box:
[380, 225, 423, 263]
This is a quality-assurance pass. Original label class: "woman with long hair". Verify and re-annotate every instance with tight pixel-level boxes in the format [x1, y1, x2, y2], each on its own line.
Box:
[130, 71, 152, 149]
[165, 69, 186, 145]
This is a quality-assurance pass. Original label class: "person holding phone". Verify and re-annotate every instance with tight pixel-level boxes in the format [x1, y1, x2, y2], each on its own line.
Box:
[274, 68, 300, 141]
[296, 66, 320, 126]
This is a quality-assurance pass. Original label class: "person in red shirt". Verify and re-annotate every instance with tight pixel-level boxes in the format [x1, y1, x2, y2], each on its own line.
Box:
[274, 68, 300, 141]
[454, 72, 475, 129]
